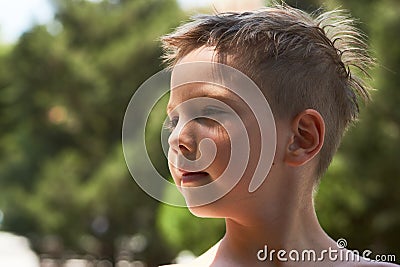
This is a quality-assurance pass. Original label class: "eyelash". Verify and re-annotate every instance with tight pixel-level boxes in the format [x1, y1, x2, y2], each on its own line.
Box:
[164, 116, 178, 132]
[164, 108, 225, 132]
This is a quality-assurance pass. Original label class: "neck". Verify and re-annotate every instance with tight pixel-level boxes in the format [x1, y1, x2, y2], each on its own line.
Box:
[215, 176, 335, 266]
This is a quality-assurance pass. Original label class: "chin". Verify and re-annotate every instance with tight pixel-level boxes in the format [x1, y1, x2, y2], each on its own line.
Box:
[181, 177, 248, 218]
[187, 205, 215, 218]
[189, 208, 224, 219]
[186, 198, 231, 219]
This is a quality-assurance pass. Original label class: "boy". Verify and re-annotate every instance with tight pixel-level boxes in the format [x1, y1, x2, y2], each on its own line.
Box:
[160, 3, 398, 266]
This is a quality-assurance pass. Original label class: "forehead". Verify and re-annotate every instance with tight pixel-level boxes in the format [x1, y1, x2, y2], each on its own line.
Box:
[178, 46, 218, 64]
[170, 46, 220, 88]
[167, 83, 243, 115]
[168, 46, 241, 110]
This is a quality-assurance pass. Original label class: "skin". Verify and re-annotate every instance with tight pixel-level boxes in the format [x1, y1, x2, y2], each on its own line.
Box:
[161, 47, 398, 267]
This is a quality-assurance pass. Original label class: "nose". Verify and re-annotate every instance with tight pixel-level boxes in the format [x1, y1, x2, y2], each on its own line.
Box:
[168, 120, 197, 157]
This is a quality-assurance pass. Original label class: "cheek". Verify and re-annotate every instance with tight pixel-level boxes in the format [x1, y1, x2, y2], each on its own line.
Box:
[245, 120, 262, 174]
[167, 147, 174, 169]
[167, 148, 179, 183]
[208, 126, 232, 175]
[224, 117, 261, 184]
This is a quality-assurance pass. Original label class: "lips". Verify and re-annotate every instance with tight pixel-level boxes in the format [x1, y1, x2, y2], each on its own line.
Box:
[181, 171, 209, 184]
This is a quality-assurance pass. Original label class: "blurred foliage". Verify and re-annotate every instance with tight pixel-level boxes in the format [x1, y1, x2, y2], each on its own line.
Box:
[0, 0, 184, 265]
[313, 0, 400, 258]
[0, 0, 398, 266]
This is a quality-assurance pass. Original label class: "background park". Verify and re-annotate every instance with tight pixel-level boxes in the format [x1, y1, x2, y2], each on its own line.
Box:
[0, 0, 399, 266]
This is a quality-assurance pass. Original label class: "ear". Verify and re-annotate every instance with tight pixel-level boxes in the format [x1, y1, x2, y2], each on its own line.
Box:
[284, 109, 325, 167]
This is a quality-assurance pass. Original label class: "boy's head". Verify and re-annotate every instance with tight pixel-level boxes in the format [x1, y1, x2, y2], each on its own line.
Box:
[162, 4, 373, 180]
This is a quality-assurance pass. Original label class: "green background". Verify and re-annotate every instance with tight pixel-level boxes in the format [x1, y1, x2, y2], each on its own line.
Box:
[0, 0, 398, 266]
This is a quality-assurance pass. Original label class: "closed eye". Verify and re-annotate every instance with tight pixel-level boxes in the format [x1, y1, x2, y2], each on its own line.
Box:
[164, 106, 227, 131]
[194, 106, 227, 125]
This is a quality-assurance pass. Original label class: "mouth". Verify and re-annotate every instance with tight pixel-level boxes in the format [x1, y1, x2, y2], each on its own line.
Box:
[180, 171, 209, 185]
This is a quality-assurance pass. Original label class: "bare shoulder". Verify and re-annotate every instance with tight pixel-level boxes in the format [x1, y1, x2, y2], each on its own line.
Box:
[159, 263, 199, 267]
[333, 261, 399, 267]
[158, 254, 214, 267]
[159, 264, 187, 267]
[159, 241, 221, 267]
[158, 261, 207, 267]
[357, 262, 400, 267]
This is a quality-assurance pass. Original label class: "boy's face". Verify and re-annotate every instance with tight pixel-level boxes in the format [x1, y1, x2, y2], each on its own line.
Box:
[167, 82, 234, 188]
[167, 47, 280, 214]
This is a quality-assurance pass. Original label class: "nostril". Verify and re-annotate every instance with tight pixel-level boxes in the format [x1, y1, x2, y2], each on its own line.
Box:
[179, 144, 188, 152]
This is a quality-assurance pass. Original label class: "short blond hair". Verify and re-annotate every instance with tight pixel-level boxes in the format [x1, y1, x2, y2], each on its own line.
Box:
[161, 4, 374, 178]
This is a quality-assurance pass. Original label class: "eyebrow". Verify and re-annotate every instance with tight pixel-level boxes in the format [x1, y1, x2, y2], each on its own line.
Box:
[166, 92, 241, 114]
